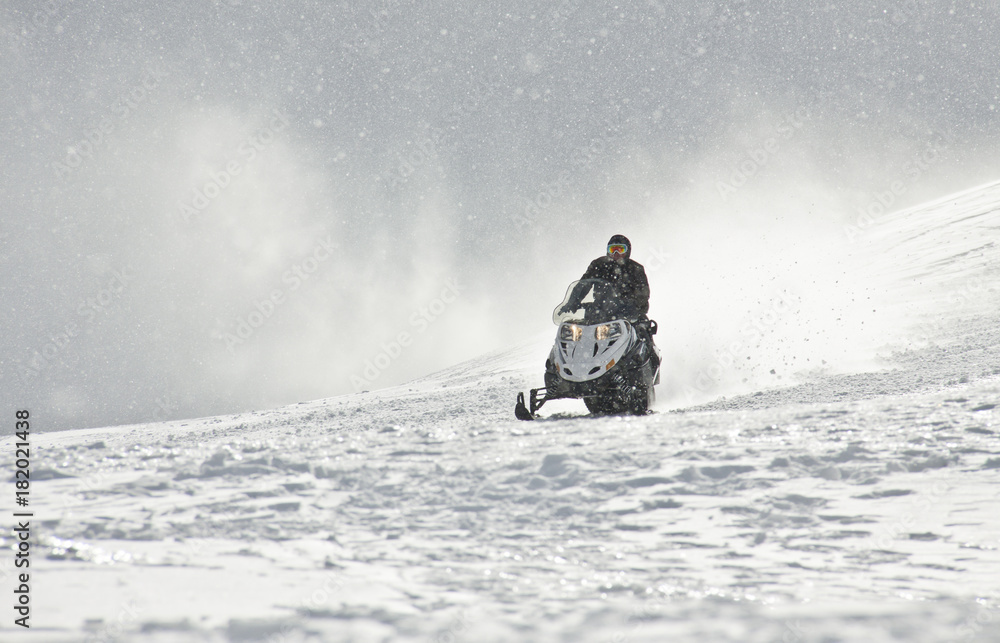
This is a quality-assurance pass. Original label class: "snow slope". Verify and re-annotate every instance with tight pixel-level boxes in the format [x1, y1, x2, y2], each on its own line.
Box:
[4, 182, 1000, 642]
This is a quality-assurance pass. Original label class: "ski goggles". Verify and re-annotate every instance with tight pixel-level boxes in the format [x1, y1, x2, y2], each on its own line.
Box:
[607, 243, 628, 256]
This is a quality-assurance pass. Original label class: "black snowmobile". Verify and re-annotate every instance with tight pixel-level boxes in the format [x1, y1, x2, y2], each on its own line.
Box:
[515, 278, 661, 420]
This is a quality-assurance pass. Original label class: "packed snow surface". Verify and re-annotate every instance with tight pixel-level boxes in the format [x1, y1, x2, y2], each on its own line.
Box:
[5, 182, 1000, 642]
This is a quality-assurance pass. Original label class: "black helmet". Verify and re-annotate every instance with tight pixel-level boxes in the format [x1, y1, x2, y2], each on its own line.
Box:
[607, 234, 631, 260]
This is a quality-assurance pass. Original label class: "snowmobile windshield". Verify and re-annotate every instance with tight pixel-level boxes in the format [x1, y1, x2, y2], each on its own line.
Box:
[552, 279, 638, 325]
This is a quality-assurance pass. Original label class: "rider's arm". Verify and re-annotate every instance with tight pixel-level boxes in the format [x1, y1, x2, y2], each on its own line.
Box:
[580, 258, 602, 280]
[633, 264, 650, 315]
[563, 259, 603, 309]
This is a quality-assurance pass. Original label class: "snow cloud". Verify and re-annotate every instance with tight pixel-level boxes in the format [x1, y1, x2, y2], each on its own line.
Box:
[2, 1, 999, 429]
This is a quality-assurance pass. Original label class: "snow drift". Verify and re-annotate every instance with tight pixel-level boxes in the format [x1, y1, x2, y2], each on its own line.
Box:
[3, 181, 1000, 642]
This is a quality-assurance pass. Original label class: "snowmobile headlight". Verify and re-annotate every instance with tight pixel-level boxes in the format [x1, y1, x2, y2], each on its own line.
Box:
[560, 324, 583, 342]
[595, 323, 622, 341]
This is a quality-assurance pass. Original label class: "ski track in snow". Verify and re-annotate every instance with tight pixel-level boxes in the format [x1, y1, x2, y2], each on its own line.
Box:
[5, 183, 1000, 642]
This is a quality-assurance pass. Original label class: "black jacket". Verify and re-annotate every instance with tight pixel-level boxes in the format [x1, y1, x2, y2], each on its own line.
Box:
[581, 256, 650, 316]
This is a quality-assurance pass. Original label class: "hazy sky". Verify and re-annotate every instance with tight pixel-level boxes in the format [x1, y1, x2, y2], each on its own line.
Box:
[2, 1, 999, 431]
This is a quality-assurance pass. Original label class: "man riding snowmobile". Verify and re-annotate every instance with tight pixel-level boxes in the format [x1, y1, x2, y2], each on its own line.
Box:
[514, 235, 661, 419]
[559, 234, 656, 352]
[573, 234, 649, 315]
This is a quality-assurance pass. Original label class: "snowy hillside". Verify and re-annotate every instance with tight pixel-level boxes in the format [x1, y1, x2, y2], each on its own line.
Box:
[4, 182, 1000, 642]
